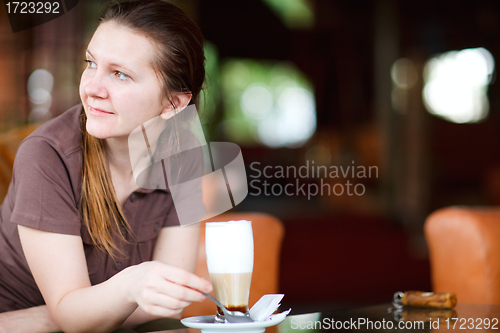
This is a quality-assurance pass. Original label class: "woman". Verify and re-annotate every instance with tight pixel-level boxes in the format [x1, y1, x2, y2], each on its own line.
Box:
[0, 0, 212, 331]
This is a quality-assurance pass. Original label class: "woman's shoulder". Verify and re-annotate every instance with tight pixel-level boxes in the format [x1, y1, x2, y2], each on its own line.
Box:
[22, 104, 83, 157]
[11, 105, 84, 210]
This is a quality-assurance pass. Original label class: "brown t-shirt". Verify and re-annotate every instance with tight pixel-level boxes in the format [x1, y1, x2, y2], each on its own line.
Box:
[0, 104, 185, 312]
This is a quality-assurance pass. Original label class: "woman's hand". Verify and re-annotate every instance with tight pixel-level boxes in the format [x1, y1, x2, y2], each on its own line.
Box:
[123, 261, 212, 318]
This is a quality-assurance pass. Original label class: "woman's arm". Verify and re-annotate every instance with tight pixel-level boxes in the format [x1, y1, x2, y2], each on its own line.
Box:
[18, 225, 210, 333]
[122, 224, 204, 328]
[0, 305, 60, 333]
[18, 225, 136, 332]
[153, 224, 200, 272]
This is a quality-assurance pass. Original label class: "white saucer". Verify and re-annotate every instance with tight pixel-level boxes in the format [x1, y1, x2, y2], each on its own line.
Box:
[181, 313, 287, 333]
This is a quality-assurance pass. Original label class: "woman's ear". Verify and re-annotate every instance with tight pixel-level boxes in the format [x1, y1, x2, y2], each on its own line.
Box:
[160, 92, 192, 120]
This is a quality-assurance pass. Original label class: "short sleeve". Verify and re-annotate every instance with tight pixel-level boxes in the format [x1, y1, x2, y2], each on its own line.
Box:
[163, 200, 180, 228]
[10, 137, 81, 235]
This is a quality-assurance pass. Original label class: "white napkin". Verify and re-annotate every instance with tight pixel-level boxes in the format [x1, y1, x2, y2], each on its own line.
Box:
[249, 294, 292, 322]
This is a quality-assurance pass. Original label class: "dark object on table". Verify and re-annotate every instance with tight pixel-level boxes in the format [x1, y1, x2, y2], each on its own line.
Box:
[393, 291, 457, 309]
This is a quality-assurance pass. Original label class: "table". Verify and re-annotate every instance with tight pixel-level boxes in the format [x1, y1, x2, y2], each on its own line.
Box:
[276, 303, 500, 332]
[119, 303, 500, 332]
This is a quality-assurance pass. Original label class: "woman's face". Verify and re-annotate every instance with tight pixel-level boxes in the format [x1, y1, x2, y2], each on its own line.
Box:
[79, 21, 168, 140]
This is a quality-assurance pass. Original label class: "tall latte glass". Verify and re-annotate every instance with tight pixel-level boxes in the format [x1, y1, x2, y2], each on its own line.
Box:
[205, 220, 254, 323]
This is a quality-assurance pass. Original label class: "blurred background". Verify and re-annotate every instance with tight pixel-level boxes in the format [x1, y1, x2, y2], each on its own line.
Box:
[1, 0, 500, 313]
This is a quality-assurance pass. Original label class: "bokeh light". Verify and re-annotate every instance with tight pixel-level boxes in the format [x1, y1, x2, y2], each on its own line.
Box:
[390, 58, 418, 114]
[422, 47, 495, 123]
[391, 58, 418, 89]
[27, 69, 53, 122]
[260, 0, 314, 29]
[221, 60, 316, 148]
[241, 83, 274, 120]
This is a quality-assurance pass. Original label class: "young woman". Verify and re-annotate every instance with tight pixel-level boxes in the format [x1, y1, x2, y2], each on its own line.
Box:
[0, 1, 212, 331]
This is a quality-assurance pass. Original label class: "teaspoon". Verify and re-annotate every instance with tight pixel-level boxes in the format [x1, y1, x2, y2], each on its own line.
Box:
[202, 293, 254, 323]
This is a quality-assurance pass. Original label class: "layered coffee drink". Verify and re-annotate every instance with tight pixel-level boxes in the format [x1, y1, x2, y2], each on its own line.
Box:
[205, 220, 254, 322]
[210, 272, 252, 315]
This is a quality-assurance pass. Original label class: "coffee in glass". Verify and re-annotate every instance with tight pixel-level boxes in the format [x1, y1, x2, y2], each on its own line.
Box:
[205, 220, 254, 322]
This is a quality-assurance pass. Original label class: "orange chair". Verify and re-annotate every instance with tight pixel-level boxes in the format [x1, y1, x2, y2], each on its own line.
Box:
[425, 206, 500, 304]
[182, 212, 285, 318]
[0, 124, 39, 202]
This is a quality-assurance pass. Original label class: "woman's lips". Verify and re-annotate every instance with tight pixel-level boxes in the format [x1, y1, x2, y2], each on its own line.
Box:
[88, 106, 114, 116]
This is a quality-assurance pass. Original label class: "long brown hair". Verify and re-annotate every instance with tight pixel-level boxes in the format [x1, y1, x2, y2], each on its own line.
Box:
[80, 0, 206, 259]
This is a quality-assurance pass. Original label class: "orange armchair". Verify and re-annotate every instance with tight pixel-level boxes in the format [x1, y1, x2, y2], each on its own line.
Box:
[0, 124, 39, 202]
[182, 212, 285, 318]
[425, 206, 500, 304]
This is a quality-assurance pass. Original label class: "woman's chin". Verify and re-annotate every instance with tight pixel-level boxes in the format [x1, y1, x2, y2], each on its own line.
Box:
[85, 123, 113, 140]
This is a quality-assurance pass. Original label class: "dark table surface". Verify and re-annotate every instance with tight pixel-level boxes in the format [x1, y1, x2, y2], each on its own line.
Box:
[120, 303, 500, 332]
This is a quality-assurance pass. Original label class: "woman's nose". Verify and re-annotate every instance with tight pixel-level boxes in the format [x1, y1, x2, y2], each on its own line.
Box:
[84, 71, 108, 99]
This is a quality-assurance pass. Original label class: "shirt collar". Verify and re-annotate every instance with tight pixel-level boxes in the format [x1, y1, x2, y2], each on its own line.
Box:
[135, 186, 169, 194]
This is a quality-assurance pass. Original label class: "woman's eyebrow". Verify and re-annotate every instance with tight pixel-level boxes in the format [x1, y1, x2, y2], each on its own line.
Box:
[86, 49, 137, 76]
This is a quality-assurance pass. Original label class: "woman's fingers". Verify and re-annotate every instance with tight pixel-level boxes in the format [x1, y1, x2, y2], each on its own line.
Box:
[164, 280, 206, 302]
[138, 289, 191, 313]
[129, 261, 213, 316]
[149, 276, 206, 303]
[153, 262, 212, 294]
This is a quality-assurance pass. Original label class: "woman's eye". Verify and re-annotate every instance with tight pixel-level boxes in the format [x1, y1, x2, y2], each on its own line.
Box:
[115, 71, 130, 80]
[84, 59, 96, 68]
[83, 59, 129, 80]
